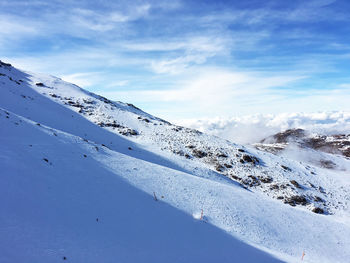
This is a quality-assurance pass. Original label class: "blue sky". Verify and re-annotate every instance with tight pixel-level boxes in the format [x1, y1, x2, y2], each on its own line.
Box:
[1, 0, 350, 121]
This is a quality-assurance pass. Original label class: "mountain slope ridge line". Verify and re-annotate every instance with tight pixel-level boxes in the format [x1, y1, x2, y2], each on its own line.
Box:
[1, 61, 350, 262]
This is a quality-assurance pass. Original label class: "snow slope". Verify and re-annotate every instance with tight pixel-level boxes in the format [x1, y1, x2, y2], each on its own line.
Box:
[1, 108, 282, 263]
[1, 60, 350, 262]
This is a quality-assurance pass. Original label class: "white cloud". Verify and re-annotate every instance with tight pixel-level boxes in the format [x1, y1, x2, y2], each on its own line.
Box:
[150, 54, 210, 74]
[71, 4, 151, 32]
[106, 80, 130, 88]
[178, 111, 350, 145]
[100, 67, 306, 119]
[61, 72, 103, 87]
[142, 68, 301, 106]
[122, 36, 230, 74]
[123, 36, 227, 52]
[0, 18, 37, 35]
[0, 15, 40, 45]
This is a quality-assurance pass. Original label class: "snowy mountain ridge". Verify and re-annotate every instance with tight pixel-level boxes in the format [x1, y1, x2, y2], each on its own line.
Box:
[1, 60, 350, 263]
[255, 128, 350, 168]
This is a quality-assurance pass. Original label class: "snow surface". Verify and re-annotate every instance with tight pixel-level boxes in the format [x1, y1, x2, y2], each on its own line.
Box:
[1, 61, 350, 262]
[0, 109, 282, 263]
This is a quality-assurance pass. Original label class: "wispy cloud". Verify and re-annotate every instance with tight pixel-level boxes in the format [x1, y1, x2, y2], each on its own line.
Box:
[61, 72, 104, 87]
[70, 4, 151, 32]
[100, 67, 307, 118]
[2, 0, 350, 121]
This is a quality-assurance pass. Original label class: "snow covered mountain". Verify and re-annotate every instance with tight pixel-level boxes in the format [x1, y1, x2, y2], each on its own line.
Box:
[253, 128, 350, 178]
[1, 60, 350, 263]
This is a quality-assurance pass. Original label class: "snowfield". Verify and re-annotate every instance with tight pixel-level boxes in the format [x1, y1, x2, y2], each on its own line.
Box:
[1, 60, 350, 262]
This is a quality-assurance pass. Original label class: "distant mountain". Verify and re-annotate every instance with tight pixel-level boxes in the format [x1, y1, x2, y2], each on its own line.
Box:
[255, 128, 350, 169]
[1, 60, 350, 263]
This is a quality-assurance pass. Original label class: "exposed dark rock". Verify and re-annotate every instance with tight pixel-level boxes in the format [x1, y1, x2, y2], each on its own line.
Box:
[66, 100, 83, 108]
[231, 175, 241, 181]
[98, 95, 113, 105]
[314, 196, 324, 202]
[215, 164, 225, 172]
[174, 150, 184, 156]
[192, 149, 207, 158]
[186, 145, 195, 149]
[284, 195, 308, 206]
[191, 129, 202, 135]
[281, 165, 292, 171]
[98, 121, 123, 128]
[127, 103, 142, 111]
[312, 207, 324, 214]
[35, 82, 45, 87]
[242, 175, 260, 187]
[290, 180, 302, 189]
[83, 99, 94, 104]
[270, 184, 279, 190]
[0, 60, 12, 67]
[318, 186, 326, 194]
[260, 176, 273, 183]
[241, 154, 259, 164]
[120, 129, 138, 136]
[282, 184, 289, 189]
[129, 129, 138, 136]
[266, 128, 306, 144]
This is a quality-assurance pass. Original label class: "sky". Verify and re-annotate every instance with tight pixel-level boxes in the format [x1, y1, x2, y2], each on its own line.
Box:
[1, 0, 350, 122]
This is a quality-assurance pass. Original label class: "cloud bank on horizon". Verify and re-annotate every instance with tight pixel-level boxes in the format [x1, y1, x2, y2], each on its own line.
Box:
[1, 0, 350, 120]
[179, 111, 350, 144]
